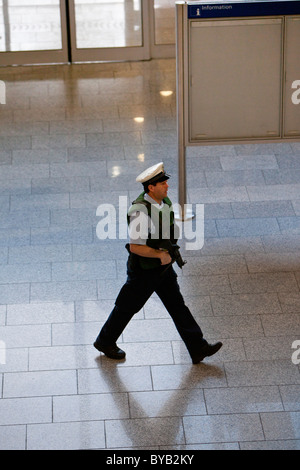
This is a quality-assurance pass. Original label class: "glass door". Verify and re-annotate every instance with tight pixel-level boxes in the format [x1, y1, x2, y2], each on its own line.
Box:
[150, 0, 175, 58]
[0, 0, 69, 66]
[0, 0, 176, 66]
[68, 0, 151, 62]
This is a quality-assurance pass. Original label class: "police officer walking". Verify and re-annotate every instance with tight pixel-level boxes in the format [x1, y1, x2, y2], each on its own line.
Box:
[94, 162, 222, 364]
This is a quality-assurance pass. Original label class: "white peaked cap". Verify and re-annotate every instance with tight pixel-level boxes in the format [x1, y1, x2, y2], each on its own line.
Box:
[136, 162, 170, 185]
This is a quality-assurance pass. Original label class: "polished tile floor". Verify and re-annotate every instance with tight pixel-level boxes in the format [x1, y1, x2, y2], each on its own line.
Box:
[0, 59, 300, 450]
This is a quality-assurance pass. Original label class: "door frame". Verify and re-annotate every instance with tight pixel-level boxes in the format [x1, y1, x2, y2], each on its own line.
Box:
[68, 0, 151, 63]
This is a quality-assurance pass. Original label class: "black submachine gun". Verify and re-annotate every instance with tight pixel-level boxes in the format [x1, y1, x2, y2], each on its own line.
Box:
[159, 240, 187, 269]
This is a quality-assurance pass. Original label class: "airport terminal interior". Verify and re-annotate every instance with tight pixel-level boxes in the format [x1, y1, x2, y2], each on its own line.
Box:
[0, 0, 300, 450]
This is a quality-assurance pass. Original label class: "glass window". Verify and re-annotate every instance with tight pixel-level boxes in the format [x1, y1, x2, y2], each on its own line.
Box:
[74, 0, 143, 49]
[0, 0, 62, 52]
[154, 0, 176, 45]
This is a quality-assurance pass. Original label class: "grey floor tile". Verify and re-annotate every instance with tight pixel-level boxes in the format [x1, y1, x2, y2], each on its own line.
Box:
[78, 365, 153, 394]
[280, 385, 300, 411]
[69, 146, 124, 162]
[51, 208, 98, 228]
[0, 179, 31, 196]
[12, 149, 68, 164]
[247, 184, 300, 202]
[122, 318, 181, 344]
[0, 163, 49, 179]
[6, 302, 75, 325]
[0, 397, 52, 425]
[225, 360, 300, 387]
[0, 304, 5, 324]
[32, 134, 86, 149]
[206, 169, 265, 187]
[220, 154, 278, 170]
[181, 443, 240, 450]
[199, 315, 264, 339]
[27, 421, 105, 450]
[1, 324, 51, 348]
[245, 252, 300, 273]
[10, 193, 70, 211]
[204, 386, 283, 414]
[30, 280, 98, 302]
[3, 370, 77, 398]
[105, 417, 185, 448]
[0, 348, 28, 374]
[52, 260, 116, 282]
[276, 153, 300, 168]
[188, 186, 249, 204]
[240, 440, 300, 450]
[229, 272, 299, 294]
[101, 342, 175, 367]
[30, 226, 93, 245]
[151, 364, 226, 391]
[201, 202, 233, 219]
[0, 150, 12, 165]
[199, 236, 265, 255]
[50, 161, 106, 178]
[261, 412, 300, 440]
[0, 247, 8, 264]
[0, 228, 30, 247]
[0, 263, 51, 283]
[262, 234, 300, 252]
[0, 209, 50, 230]
[261, 314, 300, 336]
[0, 136, 31, 150]
[235, 143, 292, 155]
[216, 217, 280, 237]
[129, 389, 206, 418]
[31, 176, 90, 194]
[0, 426, 26, 450]
[75, 299, 116, 322]
[210, 293, 282, 316]
[263, 168, 300, 185]
[52, 321, 102, 346]
[178, 275, 232, 296]
[278, 292, 300, 313]
[8, 245, 72, 264]
[0, 283, 29, 304]
[278, 216, 300, 235]
[29, 345, 100, 371]
[183, 414, 264, 444]
[53, 393, 130, 422]
[231, 200, 296, 218]
[182, 255, 248, 276]
[243, 336, 298, 361]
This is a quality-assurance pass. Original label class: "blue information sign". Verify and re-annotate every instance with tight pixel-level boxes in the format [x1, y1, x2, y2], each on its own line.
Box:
[188, 1, 300, 18]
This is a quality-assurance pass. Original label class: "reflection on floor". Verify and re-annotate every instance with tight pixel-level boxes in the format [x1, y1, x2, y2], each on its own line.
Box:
[0, 58, 299, 450]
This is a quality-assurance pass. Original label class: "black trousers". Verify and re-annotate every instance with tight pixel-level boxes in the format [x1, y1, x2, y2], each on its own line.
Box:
[96, 261, 207, 359]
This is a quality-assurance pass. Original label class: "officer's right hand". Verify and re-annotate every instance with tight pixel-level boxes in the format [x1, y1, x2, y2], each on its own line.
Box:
[159, 250, 172, 265]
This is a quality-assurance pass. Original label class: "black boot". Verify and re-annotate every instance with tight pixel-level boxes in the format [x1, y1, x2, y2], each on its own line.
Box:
[192, 342, 223, 364]
[94, 341, 126, 360]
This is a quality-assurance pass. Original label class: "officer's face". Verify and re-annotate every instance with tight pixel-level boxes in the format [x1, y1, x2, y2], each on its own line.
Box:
[149, 180, 169, 202]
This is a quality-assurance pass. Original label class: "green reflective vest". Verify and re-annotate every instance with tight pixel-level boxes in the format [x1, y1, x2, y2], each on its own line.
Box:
[127, 192, 177, 270]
